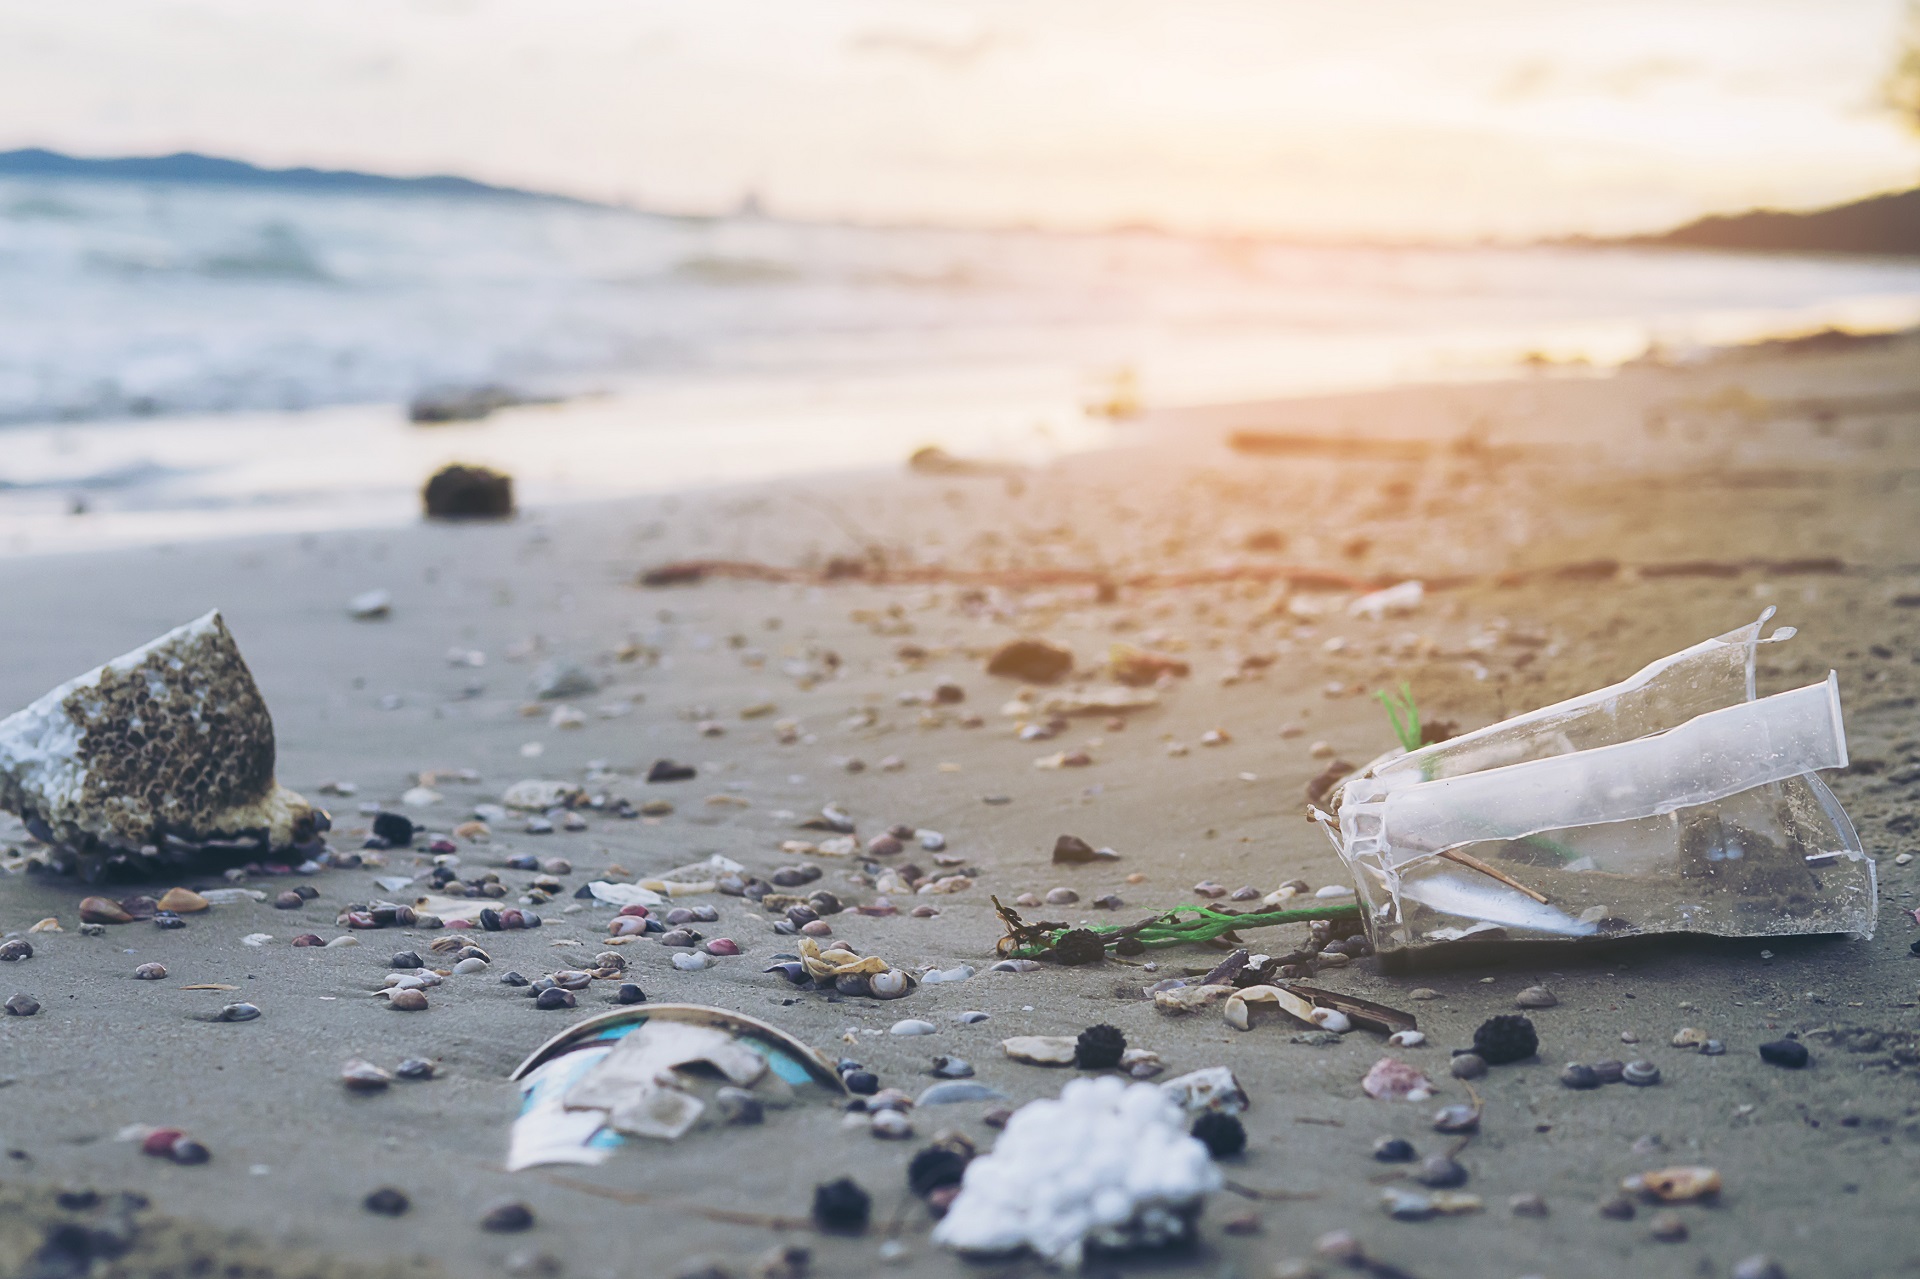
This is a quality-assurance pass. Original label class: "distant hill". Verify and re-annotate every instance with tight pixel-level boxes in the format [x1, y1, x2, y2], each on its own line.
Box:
[0, 148, 594, 206]
[1629, 185, 1920, 257]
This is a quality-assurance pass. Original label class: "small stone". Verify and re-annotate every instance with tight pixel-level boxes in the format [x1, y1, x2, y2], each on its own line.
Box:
[1449, 1053, 1488, 1080]
[1597, 1194, 1637, 1220]
[5, 993, 39, 1016]
[396, 1058, 437, 1080]
[870, 1109, 913, 1139]
[391, 951, 423, 969]
[0, 940, 31, 962]
[1372, 1137, 1417, 1163]
[501, 971, 531, 987]
[133, 962, 167, 980]
[1043, 887, 1079, 905]
[480, 1200, 536, 1232]
[812, 1177, 871, 1233]
[216, 1002, 261, 1022]
[364, 1187, 410, 1216]
[1509, 1192, 1549, 1218]
[388, 989, 429, 1012]
[1409, 987, 1440, 1001]
[842, 1070, 879, 1096]
[1732, 1256, 1787, 1279]
[166, 1136, 211, 1165]
[616, 983, 646, 1005]
[1759, 1038, 1810, 1069]
[1560, 1063, 1601, 1090]
[341, 1058, 393, 1090]
[930, 1056, 974, 1079]
[890, 1019, 936, 1036]
[1648, 1211, 1688, 1242]
[1387, 1030, 1425, 1048]
[1431, 1104, 1479, 1134]
[1414, 1155, 1468, 1188]
[536, 987, 577, 1009]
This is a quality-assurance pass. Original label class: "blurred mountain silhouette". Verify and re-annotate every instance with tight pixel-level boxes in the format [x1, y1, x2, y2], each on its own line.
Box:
[1609, 186, 1920, 257]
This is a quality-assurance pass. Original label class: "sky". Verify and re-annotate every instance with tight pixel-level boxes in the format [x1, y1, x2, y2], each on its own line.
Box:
[1, 0, 1916, 241]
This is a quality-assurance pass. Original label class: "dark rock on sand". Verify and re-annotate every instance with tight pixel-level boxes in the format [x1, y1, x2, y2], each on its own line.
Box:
[422, 464, 515, 520]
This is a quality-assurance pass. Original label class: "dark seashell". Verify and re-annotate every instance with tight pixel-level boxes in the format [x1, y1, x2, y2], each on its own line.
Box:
[908, 1147, 970, 1198]
[717, 875, 747, 896]
[5, 993, 40, 1016]
[274, 891, 303, 910]
[616, 983, 646, 1005]
[689, 903, 720, 923]
[293, 884, 319, 900]
[501, 971, 530, 987]
[551, 970, 591, 990]
[0, 940, 31, 962]
[395, 1058, 436, 1080]
[646, 759, 696, 784]
[1758, 1039, 1809, 1069]
[742, 880, 771, 901]
[786, 905, 819, 926]
[535, 988, 575, 1010]
[842, 1069, 880, 1095]
[166, 1137, 211, 1166]
[771, 868, 809, 888]
[506, 854, 538, 871]
[765, 961, 810, 985]
[216, 1002, 261, 1022]
[665, 907, 695, 926]
[478, 909, 502, 931]
[658, 929, 697, 948]
[291, 934, 324, 947]
[806, 892, 841, 917]
[153, 912, 187, 931]
[371, 813, 415, 846]
[1560, 1063, 1601, 1090]
[119, 896, 159, 921]
[1622, 1060, 1662, 1086]
[1373, 1137, 1417, 1163]
[836, 973, 873, 997]
[391, 952, 423, 969]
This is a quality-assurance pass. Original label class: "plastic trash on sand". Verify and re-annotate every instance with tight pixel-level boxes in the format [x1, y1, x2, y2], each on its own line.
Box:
[0, 611, 327, 879]
[1317, 610, 1874, 959]
[504, 1005, 846, 1169]
[932, 1075, 1221, 1268]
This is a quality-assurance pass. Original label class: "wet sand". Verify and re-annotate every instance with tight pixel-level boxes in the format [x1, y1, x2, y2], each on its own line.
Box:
[2, 335, 1919, 1279]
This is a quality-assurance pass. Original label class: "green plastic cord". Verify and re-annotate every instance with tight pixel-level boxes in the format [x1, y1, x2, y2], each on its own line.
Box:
[1001, 899, 1365, 960]
[1373, 681, 1423, 753]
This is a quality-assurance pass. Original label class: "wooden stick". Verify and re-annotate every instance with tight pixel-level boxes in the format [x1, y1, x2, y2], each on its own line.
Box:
[1438, 848, 1549, 904]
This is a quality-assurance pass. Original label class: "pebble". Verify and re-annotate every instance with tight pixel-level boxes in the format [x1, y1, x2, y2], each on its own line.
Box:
[133, 962, 167, 980]
[395, 1058, 437, 1080]
[1560, 1063, 1601, 1090]
[341, 1059, 394, 1091]
[672, 953, 717, 972]
[1590, 1060, 1626, 1084]
[480, 1201, 536, 1233]
[215, 1003, 261, 1022]
[501, 971, 530, 987]
[890, 1019, 936, 1036]
[930, 1056, 974, 1078]
[388, 990, 429, 1012]
[0, 940, 32, 962]
[1387, 1030, 1425, 1048]
[1598, 1194, 1637, 1220]
[5, 993, 40, 1016]
[364, 1187, 410, 1216]
[1414, 1156, 1468, 1188]
[1409, 988, 1440, 1001]
[1431, 1105, 1480, 1133]
[715, 1086, 763, 1126]
[616, 984, 646, 1005]
[1759, 1039, 1810, 1069]
[1649, 1211, 1689, 1242]
[1509, 1192, 1549, 1218]
[1449, 1053, 1487, 1080]
[535, 987, 577, 1010]
[870, 1109, 913, 1139]
[1372, 1137, 1417, 1163]
[1514, 986, 1558, 1009]
[1732, 1257, 1787, 1279]
[842, 1070, 879, 1095]
[1044, 887, 1079, 905]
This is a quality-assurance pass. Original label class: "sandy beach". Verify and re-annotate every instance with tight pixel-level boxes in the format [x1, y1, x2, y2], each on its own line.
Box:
[3, 332, 1920, 1279]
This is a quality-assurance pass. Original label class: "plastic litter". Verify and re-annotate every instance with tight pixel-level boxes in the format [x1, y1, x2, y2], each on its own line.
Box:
[932, 1076, 1221, 1267]
[504, 1005, 846, 1168]
[1318, 611, 1874, 959]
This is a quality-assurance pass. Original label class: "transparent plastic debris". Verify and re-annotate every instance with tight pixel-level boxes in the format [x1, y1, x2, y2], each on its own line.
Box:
[1318, 611, 1874, 959]
[505, 1005, 846, 1168]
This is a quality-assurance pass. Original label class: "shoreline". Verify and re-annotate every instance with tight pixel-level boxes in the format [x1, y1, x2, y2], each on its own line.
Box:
[1, 334, 1919, 1278]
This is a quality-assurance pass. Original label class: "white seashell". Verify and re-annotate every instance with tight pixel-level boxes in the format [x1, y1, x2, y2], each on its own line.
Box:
[1388, 1030, 1427, 1048]
[242, 933, 274, 947]
[870, 969, 911, 998]
[870, 1109, 914, 1139]
[324, 935, 360, 948]
[1310, 1008, 1353, 1034]
[890, 1019, 937, 1036]
[672, 952, 717, 971]
[452, 957, 488, 975]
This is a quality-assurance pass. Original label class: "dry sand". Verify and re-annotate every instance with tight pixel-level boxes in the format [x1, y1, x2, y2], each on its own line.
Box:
[3, 335, 1920, 1279]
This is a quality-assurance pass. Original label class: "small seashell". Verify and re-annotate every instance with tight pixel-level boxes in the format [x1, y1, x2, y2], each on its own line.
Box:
[870, 969, 910, 999]
[535, 987, 576, 1009]
[1671, 1026, 1708, 1049]
[703, 938, 740, 956]
[452, 957, 488, 975]
[890, 1018, 937, 1036]
[1649, 1210, 1688, 1242]
[930, 1056, 974, 1078]
[0, 940, 30, 962]
[215, 1002, 261, 1022]
[917, 1081, 1009, 1106]
[79, 896, 132, 925]
[1002, 1035, 1078, 1065]
[1633, 1166, 1721, 1203]
[1513, 986, 1558, 1009]
[1431, 1104, 1480, 1133]
[988, 959, 1041, 973]
[1310, 1008, 1352, 1034]
[673, 952, 717, 971]
[1414, 1156, 1468, 1188]
[395, 1057, 436, 1080]
[291, 934, 324, 947]
[1701, 1038, 1725, 1056]
[341, 1058, 393, 1090]
[1373, 1137, 1417, 1163]
[133, 962, 167, 980]
[387, 989, 428, 1011]
[870, 1109, 914, 1139]
[1560, 1063, 1601, 1090]
[800, 920, 833, 936]
[1362, 1057, 1435, 1101]
[953, 1010, 990, 1024]
[5, 993, 39, 1016]
[1590, 1059, 1626, 1084]
[1622, 1060, 1662, 1087]
[157, 888, 210, 914]
[1044, 887, 1079, 906]
[324, 935, 359, 948]
[1387, 1030, 1425, 1048]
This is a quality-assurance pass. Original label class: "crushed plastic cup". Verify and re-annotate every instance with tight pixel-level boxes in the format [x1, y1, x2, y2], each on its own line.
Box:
[1317, 610, 1874, 960]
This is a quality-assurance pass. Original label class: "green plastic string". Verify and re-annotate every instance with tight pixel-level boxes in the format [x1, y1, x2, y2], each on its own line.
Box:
[1000, 898, 1365, 960]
